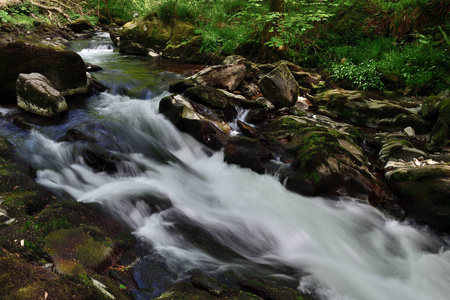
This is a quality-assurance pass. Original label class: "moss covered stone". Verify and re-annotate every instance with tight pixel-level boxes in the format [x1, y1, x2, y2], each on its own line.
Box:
[427, 98, 450, 152]
[386, 164, 450, 232]
[421, 95, 442, 119]
[317, 89, 432, 133]
[44, 227, 112, 275]
[120, 16, 195, 53]
[0, 257, 111, 300]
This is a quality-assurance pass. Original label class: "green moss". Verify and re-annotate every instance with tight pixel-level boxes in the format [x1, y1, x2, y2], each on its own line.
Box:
[0, 257, 110, 300]
[439, 98, 450, 124]
[389, 166, 450, 182]
[427, 117, 450, 152]
[2, 191, 36, 205]
[421, 95, 442, 119]
[44, 227, 112, 274]
[169, 21, 195, 46]
[307, 171, 321, 184]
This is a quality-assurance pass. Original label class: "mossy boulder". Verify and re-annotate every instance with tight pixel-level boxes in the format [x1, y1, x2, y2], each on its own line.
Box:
[169, 79, 196, 93]
[0, 41, 88, 103]
[224, 114, 383, 203]
[316, 89, 432, 134]
[427, 97, 450, 152]
[162, 36, 225, 65]
[69, 18, 94, 33]
[282, 123, 382, 203]
[185, 86, 230, 110]
[386, 164, 450, 232]
[120, 16, 195, 53]
[239, 277, 314, 300]
[421, 95, 442, 119]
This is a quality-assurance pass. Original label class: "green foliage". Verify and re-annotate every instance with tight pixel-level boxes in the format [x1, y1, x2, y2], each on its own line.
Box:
[372, 0, 430, 12]
[0, 10, 9, 23]
[195, 24, 248, 55]
[157, 0, 178, 23]
[266, 2, 336, 49]
[0, 0, 41, 28]
[326, 35, 450, 91]
[331, 60, 386, 90]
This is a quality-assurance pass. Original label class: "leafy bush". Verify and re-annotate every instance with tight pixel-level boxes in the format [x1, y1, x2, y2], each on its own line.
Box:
[326, 34, 450, 91]
[0, 10, 8, 23]
[331, 60, 386, 90]
[195, 23, 248, 55]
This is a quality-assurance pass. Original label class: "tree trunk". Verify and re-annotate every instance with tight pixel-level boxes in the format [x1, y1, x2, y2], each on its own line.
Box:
[261, 0, 285, 45]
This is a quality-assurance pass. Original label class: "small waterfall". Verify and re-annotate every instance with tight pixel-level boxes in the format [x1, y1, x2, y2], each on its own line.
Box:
[229, 108, 251, 136]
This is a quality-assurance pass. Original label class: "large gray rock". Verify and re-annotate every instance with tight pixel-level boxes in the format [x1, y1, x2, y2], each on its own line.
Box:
[258, 63, 300, 108]
[16, 73, 68, 118]
[0, 41, 88, 103]
[191, 64, 247, 91]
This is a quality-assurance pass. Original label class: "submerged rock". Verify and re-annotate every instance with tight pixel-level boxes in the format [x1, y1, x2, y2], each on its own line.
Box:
[239, 277, 314, 300]
[16, 73, 68, 118]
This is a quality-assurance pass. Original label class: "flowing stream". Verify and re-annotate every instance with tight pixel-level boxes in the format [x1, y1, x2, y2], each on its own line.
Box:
[1, 32, 450, 300]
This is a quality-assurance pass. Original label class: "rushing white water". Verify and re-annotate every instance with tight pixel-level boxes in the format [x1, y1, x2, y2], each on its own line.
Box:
[8, 33, 450, 300]
[22, 91, 450, 300]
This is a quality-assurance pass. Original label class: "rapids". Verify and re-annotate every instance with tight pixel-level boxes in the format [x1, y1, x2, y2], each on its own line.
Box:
[1, 32, 450, 300]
